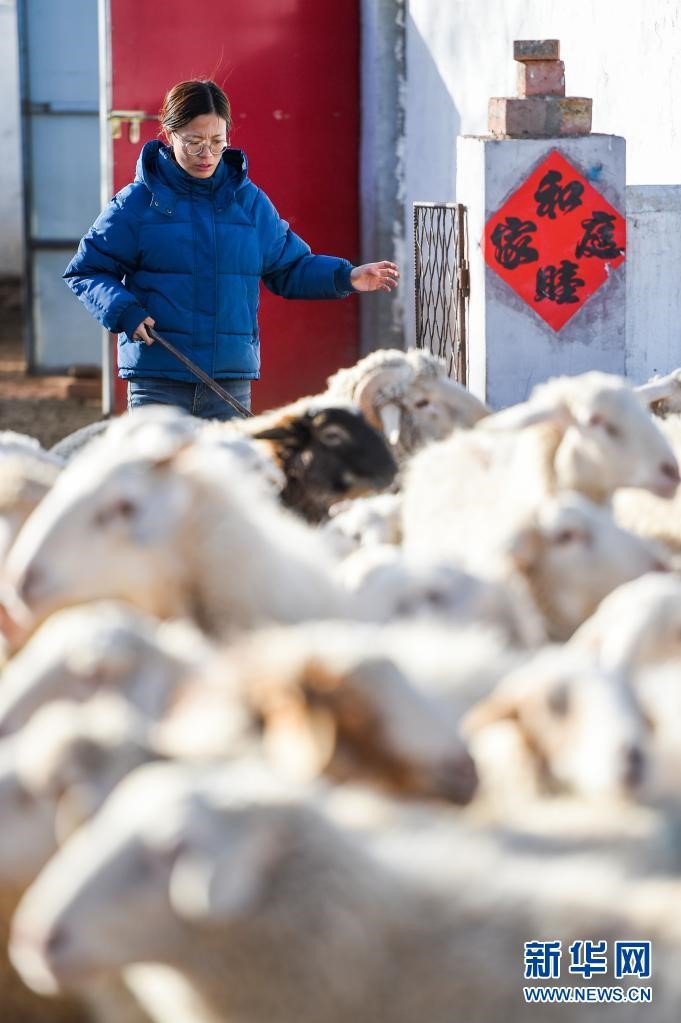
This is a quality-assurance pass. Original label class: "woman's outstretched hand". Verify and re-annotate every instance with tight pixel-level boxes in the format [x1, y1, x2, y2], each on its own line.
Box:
[132, 316, 156, 345]
[350, 261, 400, 293]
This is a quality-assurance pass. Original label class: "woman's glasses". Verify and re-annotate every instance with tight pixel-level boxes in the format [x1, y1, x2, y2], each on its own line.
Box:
[173, 133, 227, 157]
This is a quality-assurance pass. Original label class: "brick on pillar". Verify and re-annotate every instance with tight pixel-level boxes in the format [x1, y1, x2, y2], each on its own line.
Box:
[488, 39, 592, 138]
[456, 39, 626, 409]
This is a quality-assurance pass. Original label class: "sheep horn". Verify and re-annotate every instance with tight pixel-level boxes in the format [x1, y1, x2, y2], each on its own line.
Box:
[635, 369, 681, 406]
[353, 366, 409, 432]
[378, 403, 402, 447]
[428, 377, 491, 426]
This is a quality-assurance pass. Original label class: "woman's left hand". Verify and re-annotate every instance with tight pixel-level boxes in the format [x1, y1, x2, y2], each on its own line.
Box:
[350, 261, 400, 293]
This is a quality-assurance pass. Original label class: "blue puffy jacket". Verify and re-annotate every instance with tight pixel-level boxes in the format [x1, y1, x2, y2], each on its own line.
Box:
[63, 141, 356, 380]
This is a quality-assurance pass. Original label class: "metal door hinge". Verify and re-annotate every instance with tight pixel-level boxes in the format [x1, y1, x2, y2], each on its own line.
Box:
[108, 110, 159, 144]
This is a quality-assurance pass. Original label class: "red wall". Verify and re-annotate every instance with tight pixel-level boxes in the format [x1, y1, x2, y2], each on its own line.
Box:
[108, 0, 359, 412]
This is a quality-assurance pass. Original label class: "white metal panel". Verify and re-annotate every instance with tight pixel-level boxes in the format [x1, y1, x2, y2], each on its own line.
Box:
[18, 0, 102, 372]
[33, 250, 102, 369]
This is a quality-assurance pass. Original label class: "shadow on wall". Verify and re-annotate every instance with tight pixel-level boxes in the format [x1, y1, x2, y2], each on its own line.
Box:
[404, 14, 461, 348]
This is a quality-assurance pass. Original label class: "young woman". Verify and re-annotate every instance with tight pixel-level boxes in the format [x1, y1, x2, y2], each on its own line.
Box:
[64, 79, 399, 420]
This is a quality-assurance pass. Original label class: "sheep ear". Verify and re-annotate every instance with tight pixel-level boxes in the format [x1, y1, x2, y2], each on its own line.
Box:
[461, 687, 521, 736]
[169, 826, 276, 923]
[250, 424, 291, 441]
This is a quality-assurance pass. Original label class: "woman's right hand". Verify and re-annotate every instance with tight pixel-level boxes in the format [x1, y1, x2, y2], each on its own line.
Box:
[132, 316, 156, 345]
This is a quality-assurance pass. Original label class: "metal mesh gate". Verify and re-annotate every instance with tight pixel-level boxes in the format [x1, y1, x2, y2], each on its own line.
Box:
[414, 203, 469, 384]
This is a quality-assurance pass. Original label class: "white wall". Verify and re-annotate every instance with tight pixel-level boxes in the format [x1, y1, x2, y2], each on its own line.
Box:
[0, 0, 23, 277]
[407, 0, 681, 187]
[404, 0, 681, 363]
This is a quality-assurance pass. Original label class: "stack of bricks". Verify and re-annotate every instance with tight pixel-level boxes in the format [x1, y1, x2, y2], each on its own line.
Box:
[488, 40, 592, 138]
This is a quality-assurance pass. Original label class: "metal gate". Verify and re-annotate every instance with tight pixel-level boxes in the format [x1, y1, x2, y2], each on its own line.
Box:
[414, 202, 469, 385]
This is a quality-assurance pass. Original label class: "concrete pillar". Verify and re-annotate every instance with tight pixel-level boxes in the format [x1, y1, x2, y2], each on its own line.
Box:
[457, 41, 626, 410]
[359, 0, 406, 354]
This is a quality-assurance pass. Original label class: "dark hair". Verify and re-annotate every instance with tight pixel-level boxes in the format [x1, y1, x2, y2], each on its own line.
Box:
[159, 79, 231, 136]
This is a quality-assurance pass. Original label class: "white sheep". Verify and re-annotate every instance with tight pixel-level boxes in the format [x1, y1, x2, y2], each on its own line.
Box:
[404, 484, 668, 640]
[155, 617, 479, 803]
[5, 430, 352, 635]
[634, 367, 681, 417]
[334, 543, 544, 646]
[320, 492, 403, 557]
[11, 760, 681, 1023]
[0, 696, 160, 886]
[0, 697, 166, 1023]
[52, 398, 396, 524]
[326, 347, 490, 462]
[462, 368, 677, 494]
[401, 375, 678, 574]
[0, 433, 64, 561]
[566, 574, 681, 803]
[0, 601, 211, 737]
[49, 407, 199, 463]
[503, 493, 670, 641]
[462, 645, 649, 802]
[613, 414, 681, 556]
[567, 572, 681, 675]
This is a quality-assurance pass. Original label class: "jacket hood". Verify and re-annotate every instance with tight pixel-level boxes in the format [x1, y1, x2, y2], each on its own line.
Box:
[134, 140, 249, 211]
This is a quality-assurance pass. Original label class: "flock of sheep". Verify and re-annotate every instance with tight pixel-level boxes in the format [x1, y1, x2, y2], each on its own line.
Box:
[2, 350, 681, 1021]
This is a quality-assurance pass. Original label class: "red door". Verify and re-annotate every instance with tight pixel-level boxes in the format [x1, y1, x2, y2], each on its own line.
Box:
[106, 0, 359, 413]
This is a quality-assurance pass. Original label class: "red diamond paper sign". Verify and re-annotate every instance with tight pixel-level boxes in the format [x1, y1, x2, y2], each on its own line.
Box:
[484, 149, 626, 331]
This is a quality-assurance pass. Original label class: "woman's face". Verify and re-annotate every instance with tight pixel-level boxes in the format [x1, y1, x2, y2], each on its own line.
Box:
[169, 113, 228, 179]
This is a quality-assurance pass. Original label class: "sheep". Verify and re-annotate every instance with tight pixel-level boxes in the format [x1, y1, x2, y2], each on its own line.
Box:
[0, 432, 64, 559]
[613, 414, 681, 556]
[474, 369, 679, 498]
[502, 493, 670, 641]
[566, 574, 681, 804]
[0, 696, 162, 886]
[335, 543, 545, 646]
[634, 367, 681, 417]
[0, 429, 65, 468]
[5, 433, 354, 635]
[197, 615, 648, 804]
[325, 347, 490, 462]
[229, 397, 398, 522]
[404, 486, 668, 641]
[461, 646, 650, 803]
[49, 406, 202, 464]
[402, 371, 679, 578]
[319, 491, 403, 556]
[567, 572, 681, 675]
[0, 698, 164, 1023]
[52, 399, 397, 523]
[11, 759, 681, 1023]
[0, 601, 212, 737]
[161, 621, 479, 804]
[401, 371, 677, 584]
[50, 418, 114, 461]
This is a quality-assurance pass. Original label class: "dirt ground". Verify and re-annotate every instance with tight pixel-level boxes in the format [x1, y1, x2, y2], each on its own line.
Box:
[0, 287, 103, 449]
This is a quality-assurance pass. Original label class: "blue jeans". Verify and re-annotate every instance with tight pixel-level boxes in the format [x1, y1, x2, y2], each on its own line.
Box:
[127, 377, 252, 421]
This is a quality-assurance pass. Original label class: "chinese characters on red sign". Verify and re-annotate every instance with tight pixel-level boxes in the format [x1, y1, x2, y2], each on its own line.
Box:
[484, 150, 626, 331]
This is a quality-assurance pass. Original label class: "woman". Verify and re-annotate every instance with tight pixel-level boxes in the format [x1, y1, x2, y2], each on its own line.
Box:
[64, 79, 399, 420]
